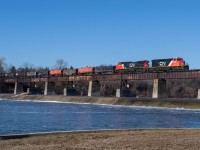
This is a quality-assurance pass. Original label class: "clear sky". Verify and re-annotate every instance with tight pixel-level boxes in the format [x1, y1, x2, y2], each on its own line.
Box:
[0, 0, 200, 69]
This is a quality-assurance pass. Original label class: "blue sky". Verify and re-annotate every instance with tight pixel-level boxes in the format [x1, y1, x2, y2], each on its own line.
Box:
[0, 0, 200, 69]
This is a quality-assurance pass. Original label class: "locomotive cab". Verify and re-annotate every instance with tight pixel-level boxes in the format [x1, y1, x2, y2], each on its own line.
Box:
[170, 58, 189, 70]
[170, 58, 185, 67]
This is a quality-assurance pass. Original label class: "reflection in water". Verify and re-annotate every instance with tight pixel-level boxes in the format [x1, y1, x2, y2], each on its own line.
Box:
[0, 100, 200, 135]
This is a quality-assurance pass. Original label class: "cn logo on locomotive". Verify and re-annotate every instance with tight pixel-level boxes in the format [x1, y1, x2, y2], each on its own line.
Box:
[159, 62, 166, 66]
[129, 63, 135, 67]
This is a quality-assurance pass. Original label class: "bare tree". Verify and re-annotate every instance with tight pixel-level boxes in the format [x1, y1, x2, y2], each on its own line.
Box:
[0, 57, 6, 73]
[4, 64, 15, 73]
[9, 66, 17, 74]
[21, 62, 34, 70]
[15, 62, 35, 76]
[53, 59, 68, 69]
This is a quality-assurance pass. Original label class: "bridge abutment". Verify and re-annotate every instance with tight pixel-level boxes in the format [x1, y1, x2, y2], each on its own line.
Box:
[88, 81, 100, 96]
[152, 79, 167, 98]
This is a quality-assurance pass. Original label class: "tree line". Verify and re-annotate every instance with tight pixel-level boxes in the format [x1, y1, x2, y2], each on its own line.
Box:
[0, 56, 68, 75]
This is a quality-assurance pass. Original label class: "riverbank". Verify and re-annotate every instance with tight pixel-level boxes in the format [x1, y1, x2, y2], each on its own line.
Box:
[1, 129, 200, 150]
[1, 94, 200, 109]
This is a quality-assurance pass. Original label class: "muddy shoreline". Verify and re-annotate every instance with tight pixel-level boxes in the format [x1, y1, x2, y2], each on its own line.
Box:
[1, 94, 200, 109]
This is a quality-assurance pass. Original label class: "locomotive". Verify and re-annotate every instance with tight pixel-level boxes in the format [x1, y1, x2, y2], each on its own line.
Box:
[115, 60, 149, 73]
[151, 57, 189, 71]
[2, 57, 189, 78]
[115, 58, 189, 73]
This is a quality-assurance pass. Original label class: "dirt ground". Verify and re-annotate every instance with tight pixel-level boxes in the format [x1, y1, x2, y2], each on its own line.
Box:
[1, 129, 200, 150]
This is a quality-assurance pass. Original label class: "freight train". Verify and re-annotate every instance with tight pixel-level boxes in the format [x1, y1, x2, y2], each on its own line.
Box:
[1, 57, 189, 78]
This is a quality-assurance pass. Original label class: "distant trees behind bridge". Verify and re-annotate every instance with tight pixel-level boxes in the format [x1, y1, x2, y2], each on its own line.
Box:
[0, 56, 68, 75]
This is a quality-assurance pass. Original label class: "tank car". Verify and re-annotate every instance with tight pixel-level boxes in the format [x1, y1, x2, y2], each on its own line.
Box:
[49, 69, 62, 76]
[115, 60, 149, 73]
[78, 67, 94, 75]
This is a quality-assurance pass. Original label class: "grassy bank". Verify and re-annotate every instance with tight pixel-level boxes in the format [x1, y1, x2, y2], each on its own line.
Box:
[1, 94, 200, 109]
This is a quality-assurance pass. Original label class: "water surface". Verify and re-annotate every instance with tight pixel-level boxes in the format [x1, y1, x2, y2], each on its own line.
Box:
[0, 100, 200, 135]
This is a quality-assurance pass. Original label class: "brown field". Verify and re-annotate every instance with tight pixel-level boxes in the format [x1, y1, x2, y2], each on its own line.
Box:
[1, 129, 200, 150]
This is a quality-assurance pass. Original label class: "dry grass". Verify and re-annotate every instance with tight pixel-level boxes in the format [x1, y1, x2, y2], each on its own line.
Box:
[1, 129, 200, 150]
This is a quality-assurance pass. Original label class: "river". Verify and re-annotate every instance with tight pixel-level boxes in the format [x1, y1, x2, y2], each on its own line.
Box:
[0, 100, 200, 135]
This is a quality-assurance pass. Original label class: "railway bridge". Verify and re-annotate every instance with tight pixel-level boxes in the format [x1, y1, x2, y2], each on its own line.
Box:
[1, 70, 200, 98]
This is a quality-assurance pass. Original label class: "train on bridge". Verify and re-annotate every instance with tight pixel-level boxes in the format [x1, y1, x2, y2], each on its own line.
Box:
[2, 57, 189, 78]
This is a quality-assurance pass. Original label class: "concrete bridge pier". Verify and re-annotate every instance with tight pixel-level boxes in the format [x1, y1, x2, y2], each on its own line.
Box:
[27, 88, 30, 94]
[44, 81, 48, 95]
[64, 81, 76, 96]
[14, 82, 17, 95]
[44, 82, 56, 95]
[116, 89, 130, 97]
[14, 82, 24, 95]
[88, 80, 100, 97]
[197, 89, 200, 99]
[152, 79, 167, 98]
[116, 89, 121, 97]
[116, 80, 130, 97]
[63, 88, 67, 96]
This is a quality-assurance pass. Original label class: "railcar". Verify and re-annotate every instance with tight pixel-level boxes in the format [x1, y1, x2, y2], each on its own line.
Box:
[49, 69, 62, 76]
[26, 71, 38, 77]
[150, 57, 189, 71]
[37, 70, 49, 77]
[62, 69, 78, 76]
[3, 73, 16, 78]
[94, 65, 115, 74]
[16, 72, 26, 77]
[78, 67, 94, 75]
[115, 60, 149, 73]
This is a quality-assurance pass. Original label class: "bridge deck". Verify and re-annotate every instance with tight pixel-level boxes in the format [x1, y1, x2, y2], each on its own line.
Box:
[1, 70, 200, 83]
